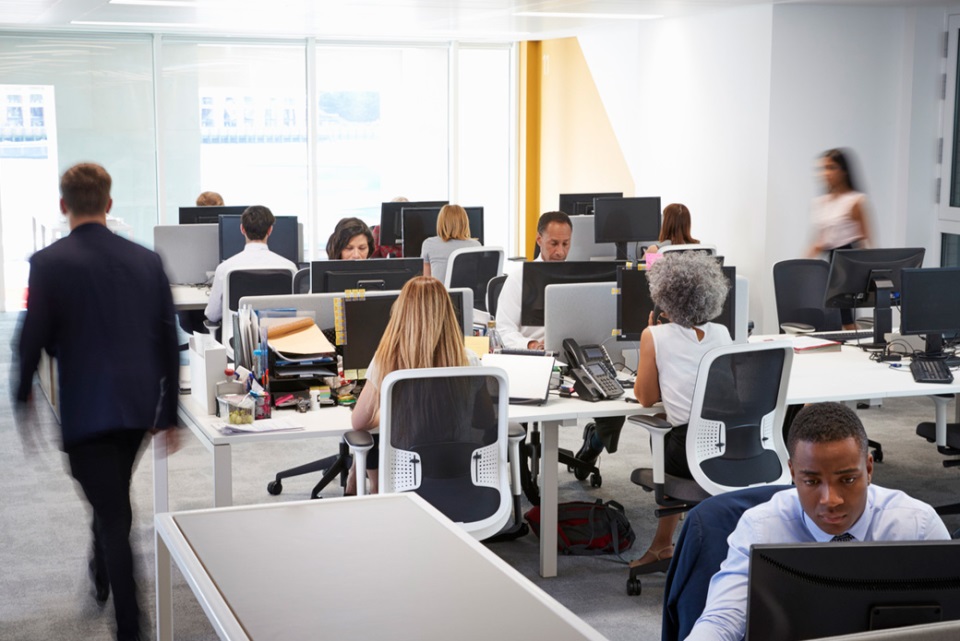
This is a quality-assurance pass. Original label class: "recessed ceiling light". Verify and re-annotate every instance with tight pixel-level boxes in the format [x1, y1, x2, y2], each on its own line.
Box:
[514, 12, 662, 20]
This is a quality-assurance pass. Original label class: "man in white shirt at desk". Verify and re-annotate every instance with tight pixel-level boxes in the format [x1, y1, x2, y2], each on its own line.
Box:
[204, 205, 297, 324]
[686, 402, 949, 641]
[495, 210, 625, 468]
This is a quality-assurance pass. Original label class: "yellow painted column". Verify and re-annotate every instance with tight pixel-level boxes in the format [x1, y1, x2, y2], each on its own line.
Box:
[519, 41, 541, 259]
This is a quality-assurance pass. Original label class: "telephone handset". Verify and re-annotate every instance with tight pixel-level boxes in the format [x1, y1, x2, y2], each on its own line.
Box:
[562, 338, 624, 402]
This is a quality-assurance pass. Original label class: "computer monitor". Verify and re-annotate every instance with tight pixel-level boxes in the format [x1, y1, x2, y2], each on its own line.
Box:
[520, 260, 625, 327]
[594, 197, 662, 261]
[310, 258, 422, 293]
[179, 205, 248, 225]
[747, 541, 960, 641]
[218, 214, 300, 265]
[378, 200, 448, 246]
[558, 192, 623, 216]
[899, 267, 960, 356]
[616, 265, 736, 341]
[339, 290, 466, 377]
[824, 247, 925, 347]
[400, 206, 485, 259]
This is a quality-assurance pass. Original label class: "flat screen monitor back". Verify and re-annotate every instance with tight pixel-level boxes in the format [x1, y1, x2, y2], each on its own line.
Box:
[378, 200, 447, 246]
[154, 224, 219, 285]
[401, 206, 484, 258]
[341, 291, 465, 374]
[824, 247, 925, 309]
[520, 261, 625, 327]
[747, 541, 960, 641]
[616, 265, 736, 341]
[218, 214, 300, 265]
[558, 192, 623, 216]
[593, 196, 661, 244]
[899, 267, 960, 353]
[310, 258, 423, 293]
[179, 205, 248, 225]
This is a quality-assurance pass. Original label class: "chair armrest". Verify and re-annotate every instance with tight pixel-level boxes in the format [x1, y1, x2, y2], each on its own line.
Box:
[780, 322, 815, 334]
[344, 430, 374, 451]
[629, 414, 673, 433]
[629, 414, 674, 485]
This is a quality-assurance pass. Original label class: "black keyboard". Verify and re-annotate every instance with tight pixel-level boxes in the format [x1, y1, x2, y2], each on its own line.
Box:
[808, 330, 874, 343]
[910, 357, 954, 384]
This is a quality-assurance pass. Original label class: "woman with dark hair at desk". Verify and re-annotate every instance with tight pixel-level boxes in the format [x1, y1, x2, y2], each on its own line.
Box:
[631, 251, 732, 570]
[806, 148, 872, 329]
[421, 204, 480, 283]
[326, 217, 374, 260]
[646, 203, 698, 254]
[349, 276, 480, 494]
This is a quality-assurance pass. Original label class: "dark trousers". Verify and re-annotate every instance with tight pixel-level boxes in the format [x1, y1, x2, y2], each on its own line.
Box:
[593, 415, 626, 453]
[67, 429, 147, 640]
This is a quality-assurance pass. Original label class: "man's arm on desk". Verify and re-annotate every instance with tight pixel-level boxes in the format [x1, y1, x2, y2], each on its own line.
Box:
[494, 272, 543, 350]
[684, 519, 755, 641]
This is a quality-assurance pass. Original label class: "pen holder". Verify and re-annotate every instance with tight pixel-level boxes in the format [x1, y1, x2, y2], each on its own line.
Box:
[254, 393, 272, 420]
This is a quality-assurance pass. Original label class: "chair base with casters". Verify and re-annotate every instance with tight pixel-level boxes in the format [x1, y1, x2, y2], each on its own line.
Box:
[516, 423, 603, 507]
[266, 440, 353, 499]
[916, 394, 960, 517]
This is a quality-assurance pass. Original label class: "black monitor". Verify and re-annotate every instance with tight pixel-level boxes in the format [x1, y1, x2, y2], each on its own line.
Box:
[900, 267, 960, 357]
[179, 205, 248, 225]
[558, 192, 623, 216]
[747, 541, 960, 641]
[594, 196, 662, 260]
[310, 258, 422, 293]
[378, 200, 448, 246]
[339, 290, 465, 376]
[520, 261, 625, 327]
[400, 206, 485, 258]
[616, 265, 736, 341]
[824, 247, 925, 348]
[218, 214, 300, 264]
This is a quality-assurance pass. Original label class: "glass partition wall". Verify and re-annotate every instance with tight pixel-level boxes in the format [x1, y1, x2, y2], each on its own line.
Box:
[0, 33, 514, 310]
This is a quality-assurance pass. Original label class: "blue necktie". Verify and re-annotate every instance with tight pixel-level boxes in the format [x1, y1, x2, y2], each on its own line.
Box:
[831, 533, 855, 542]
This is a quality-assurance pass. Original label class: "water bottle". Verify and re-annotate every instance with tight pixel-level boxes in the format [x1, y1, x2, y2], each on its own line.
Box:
[487, 320, 503, 353]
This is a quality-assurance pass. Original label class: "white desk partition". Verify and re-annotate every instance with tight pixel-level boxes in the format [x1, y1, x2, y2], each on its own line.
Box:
[154, 223, 218, 286]
[567, 215, 617, 261]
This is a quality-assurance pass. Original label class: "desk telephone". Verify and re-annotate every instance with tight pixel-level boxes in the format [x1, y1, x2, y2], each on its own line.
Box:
[562, 338, 623, 402]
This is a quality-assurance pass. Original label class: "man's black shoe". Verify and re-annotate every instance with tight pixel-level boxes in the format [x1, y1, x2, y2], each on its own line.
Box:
[89, 557, 109, 605]
[575, 422, 603, 468]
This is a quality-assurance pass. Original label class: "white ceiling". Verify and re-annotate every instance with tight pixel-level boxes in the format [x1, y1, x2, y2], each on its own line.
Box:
[0, 0, 947, 42]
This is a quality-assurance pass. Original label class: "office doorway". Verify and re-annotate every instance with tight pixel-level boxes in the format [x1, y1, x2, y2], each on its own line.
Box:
[0, 84, 58, 312]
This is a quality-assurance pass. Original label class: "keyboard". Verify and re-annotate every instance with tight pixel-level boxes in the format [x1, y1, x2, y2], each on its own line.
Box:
[808, 330, 874, 343]
[910, 357, 955, 384]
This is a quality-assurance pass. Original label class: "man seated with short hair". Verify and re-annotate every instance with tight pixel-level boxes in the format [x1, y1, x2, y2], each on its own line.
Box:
[685, 402, 949, 641]
[204, 204, 297, 324]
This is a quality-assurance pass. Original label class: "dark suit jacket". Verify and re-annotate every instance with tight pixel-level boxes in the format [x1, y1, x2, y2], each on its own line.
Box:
[17, 222, 180, 448]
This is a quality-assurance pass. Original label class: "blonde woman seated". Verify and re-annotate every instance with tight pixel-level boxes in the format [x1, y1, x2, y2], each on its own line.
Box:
[349, 276, 480, 494]
[421, 204, 480, 283]
[631, 251, 732, 569]
[646, 203, 698, 255]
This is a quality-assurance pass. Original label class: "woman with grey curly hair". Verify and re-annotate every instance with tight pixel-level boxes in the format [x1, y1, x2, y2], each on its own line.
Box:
[630, 250, 732, 570]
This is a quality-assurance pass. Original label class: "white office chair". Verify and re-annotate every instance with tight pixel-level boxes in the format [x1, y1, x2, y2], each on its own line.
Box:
[659, 243, 718, 256]
[348, 366, 523, 541]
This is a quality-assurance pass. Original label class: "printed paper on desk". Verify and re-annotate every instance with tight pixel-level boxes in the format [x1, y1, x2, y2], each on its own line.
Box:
[262, 317, 335, 356]
[482, 352, 555, 404]
[791, 336, 841, 353]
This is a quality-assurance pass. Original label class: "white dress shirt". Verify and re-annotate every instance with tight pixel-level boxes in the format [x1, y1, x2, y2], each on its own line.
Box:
[495, 257, 543, 350]
[686, 485, 950, 641]
[204, 243, 297, 322]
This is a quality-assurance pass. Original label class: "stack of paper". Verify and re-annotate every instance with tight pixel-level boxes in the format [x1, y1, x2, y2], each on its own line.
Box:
[791, 336, 841, 353]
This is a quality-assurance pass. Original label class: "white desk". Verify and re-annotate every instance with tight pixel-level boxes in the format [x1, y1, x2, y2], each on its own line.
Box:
[171, 284, 211, 311]
[155, 493, 606, 641]
[163, 391, 647, 579]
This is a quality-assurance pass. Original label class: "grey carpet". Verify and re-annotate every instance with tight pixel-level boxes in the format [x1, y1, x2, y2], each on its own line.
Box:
[2, 310, 959, 640]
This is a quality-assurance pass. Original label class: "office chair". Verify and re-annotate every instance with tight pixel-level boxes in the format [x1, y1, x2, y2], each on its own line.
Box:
[661, 484, 791, 638]
[772, 259, 842, 334]
[627, 341, 793, 595]
[219, 267, 296, 360]
[659, 243, 718, 256]
[486, 274, 507, 320]
[444, 246, 504, 316]
[347, 366, 527, 541]
[916, 395, 960, 519]
[293, 267, 310, 294]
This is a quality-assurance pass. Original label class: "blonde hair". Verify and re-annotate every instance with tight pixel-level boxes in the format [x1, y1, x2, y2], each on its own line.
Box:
[436, 204, 472, 242]
[196, 191, 224, 207]
[370, 277, 467, 388]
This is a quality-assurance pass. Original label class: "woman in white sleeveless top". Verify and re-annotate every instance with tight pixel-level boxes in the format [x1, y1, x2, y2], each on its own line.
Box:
[632, 251, 733, 570]
[806, 148, 872, 328]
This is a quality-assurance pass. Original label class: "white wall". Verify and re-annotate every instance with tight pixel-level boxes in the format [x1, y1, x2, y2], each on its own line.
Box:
[579, 3, 948, 333]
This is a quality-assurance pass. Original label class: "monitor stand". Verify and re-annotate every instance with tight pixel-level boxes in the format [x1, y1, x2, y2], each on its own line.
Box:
[614, 242, 628, 261]
[862, 277, 893, 350]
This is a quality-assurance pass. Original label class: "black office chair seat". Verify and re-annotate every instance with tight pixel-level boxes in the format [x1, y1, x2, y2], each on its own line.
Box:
[631, 468, 710, 507]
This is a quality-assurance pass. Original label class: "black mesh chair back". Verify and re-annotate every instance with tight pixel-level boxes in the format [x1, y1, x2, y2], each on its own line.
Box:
[690, 343, 792, 492]
[227, 269, 294, 312]
[487, 274, 508, 319]
[773, 259, 842, 332]
[444, 247, 504, 314]
[293, 267, 310, 294]
[380, 366, 511, 539]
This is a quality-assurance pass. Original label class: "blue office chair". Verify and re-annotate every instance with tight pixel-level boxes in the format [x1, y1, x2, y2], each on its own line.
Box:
[348, 366, 527, 541]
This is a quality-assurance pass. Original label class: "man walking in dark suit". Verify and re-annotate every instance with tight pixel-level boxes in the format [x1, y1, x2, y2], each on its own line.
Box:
[15, 163, 181, 641]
